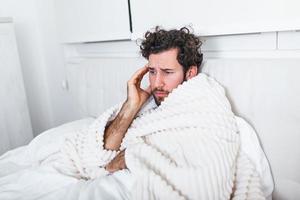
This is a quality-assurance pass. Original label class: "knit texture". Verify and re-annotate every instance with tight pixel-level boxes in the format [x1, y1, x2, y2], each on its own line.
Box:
[56, 73, 265, 199]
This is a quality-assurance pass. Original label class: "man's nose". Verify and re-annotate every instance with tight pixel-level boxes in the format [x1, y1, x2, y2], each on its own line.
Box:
[154, 73, 164, 89]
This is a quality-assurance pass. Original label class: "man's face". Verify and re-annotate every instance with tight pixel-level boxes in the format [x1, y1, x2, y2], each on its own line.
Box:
[148, 48, 185, 106]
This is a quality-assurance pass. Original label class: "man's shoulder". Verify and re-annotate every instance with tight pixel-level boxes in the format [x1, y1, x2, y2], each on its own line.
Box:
[136, 96, 157, 117]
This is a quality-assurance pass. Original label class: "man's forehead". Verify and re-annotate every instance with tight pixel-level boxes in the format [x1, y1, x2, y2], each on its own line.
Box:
[148, 48, 182, 70]
[148, 60, 179, 70]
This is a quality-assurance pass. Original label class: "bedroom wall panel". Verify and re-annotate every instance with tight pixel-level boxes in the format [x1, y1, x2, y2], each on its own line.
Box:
[0, 19, 33, 155]
[65, 57, 147, 118]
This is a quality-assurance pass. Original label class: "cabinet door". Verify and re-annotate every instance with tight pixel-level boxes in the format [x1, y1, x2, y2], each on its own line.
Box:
[130, 0, 300, 38]
[54, 0, 131, 43]
[0, 21, 33, 155]
[278, 31, 300, 50]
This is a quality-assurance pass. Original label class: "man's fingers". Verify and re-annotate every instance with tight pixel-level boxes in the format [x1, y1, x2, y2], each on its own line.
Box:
[105, 149, 126, 173]
[126, 66, 151, 107]
[129, 66, 149, 85]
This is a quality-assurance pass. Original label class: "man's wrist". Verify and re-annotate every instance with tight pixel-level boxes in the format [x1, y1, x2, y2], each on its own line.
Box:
[123, 100, 142, 117]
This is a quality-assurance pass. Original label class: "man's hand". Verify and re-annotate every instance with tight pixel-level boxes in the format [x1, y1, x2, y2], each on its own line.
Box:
[103, 66, 151, 151]
[126, 66, 151, 111]
[105, 150, 126, 173]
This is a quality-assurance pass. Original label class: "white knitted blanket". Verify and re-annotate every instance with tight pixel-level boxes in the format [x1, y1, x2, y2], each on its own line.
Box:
[57, 73, 265, 200]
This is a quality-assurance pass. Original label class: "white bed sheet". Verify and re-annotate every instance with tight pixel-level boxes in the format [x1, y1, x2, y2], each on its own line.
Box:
[0, 117, 273, 199]
[0, 118, 134, 200]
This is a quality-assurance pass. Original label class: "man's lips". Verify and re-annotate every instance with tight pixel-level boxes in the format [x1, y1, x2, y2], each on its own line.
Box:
[154, 91, 168, 97]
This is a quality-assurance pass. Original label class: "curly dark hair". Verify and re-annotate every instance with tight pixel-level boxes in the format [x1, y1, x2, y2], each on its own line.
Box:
[139, 26, 203, 73]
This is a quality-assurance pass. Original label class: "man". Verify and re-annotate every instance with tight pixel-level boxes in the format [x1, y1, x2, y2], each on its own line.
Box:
[58, 26, 267, 199]
[104, 26, 203, 173]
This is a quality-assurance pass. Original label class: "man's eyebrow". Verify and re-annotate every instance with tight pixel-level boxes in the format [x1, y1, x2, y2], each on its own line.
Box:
[148, 67, 174, 71]
[161, 68, 174, 72]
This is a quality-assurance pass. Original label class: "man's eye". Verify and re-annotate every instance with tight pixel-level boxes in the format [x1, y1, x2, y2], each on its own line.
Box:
[165, 71, 174, 74]
[149, 70, 156, 75]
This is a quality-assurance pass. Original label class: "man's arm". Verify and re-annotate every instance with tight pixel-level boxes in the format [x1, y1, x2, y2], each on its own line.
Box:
[103, 66, 151, 151]
[103, 102, 139, 150]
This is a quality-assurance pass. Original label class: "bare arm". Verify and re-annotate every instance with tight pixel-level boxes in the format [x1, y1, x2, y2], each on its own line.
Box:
[103, 101, 139, 150]
[103, 66, 151, 151]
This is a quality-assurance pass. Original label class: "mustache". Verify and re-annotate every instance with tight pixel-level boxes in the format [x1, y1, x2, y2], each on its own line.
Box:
[152, 88, 169, 93]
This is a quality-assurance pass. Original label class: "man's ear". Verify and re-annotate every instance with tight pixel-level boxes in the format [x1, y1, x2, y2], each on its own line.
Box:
[185, 66, 198, 80]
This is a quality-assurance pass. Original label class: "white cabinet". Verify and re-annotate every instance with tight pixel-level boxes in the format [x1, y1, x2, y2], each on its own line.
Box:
[54, 0, 131, 43]
[201, 32, 276, 51]
[0, 18, 33, 155]
[53, 0, 300, 43]
[278, 31, 300, 50]
[130, 0, 300, 38]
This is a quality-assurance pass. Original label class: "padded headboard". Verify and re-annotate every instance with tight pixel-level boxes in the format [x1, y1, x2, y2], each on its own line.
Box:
[66, 57, 300, 199]
[202, 59, 300, 199]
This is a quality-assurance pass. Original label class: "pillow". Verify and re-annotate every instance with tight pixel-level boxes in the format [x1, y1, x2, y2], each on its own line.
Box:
[235, 116, 274, 198]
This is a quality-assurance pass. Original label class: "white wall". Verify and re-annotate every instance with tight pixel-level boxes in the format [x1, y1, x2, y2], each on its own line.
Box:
[35, 0, 77, 127]
[0, 20, 33, 154]
[0, 0, 75, 136]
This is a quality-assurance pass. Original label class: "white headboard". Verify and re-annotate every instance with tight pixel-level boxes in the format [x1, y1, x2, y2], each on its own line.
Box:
[65, 57, 300, 199]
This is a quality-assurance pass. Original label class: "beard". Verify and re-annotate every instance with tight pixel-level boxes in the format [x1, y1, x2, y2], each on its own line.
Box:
[152, 77, 187, 106]
[152, 90, 169, 106]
